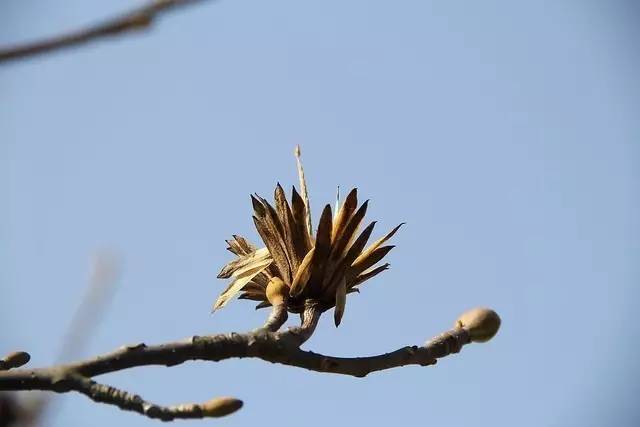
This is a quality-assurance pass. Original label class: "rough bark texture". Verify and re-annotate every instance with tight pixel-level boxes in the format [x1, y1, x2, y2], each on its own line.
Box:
[0, 324, 472, 420]
[0, 296, 501, 423]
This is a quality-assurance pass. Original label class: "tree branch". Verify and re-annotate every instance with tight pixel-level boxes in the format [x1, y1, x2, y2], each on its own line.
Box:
[0, 307, 500, 421]
[45, 373, 242, 421]
[0, 0, 215, 64]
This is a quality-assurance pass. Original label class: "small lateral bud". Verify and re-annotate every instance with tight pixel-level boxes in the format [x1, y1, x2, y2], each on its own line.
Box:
[2, 351, 31, 369]
[200, 397, 243, 418]
[266, 277, 289, 306]
[455, 307, 501, 343]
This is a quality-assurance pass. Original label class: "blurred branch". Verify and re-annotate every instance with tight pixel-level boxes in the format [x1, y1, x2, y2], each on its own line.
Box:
[0, 0, 213, 64]
[28, 251, 122, 425]
[56, 251, 121, 364]
[0, 251, 122, 426]
[0, 306, 502, 422]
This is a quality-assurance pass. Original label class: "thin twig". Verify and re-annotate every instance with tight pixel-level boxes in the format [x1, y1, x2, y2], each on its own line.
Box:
[0, 0, 213, 63]
[48, 373, 241, 421]
[30, 251, 122, 426]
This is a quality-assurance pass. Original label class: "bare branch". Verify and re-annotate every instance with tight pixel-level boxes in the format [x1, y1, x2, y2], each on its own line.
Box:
[47, 373, 242, 421]
[0, 0, 214, 64]
[0, 308, 500, 421]
[56, 251, 121, 364]
[0, 323, 474, 386]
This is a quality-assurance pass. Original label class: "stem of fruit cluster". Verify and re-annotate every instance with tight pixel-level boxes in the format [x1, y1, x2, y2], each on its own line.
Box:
[287, 300, 322, 344]
[262, 303, 288, 332]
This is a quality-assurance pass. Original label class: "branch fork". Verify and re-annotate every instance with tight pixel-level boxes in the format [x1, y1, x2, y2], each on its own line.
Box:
[0, 306, 500, 421]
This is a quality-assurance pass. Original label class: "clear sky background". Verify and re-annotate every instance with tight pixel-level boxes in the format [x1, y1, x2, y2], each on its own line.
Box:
[1, 1, 638, 426]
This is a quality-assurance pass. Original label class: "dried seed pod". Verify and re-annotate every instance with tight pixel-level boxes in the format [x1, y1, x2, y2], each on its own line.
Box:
[455, 307, 501, 343]
[289, 247, 315, 297]
[266, 277, 289, 306]
[200, 397, 243, 417]
[215, 147, 402, 326]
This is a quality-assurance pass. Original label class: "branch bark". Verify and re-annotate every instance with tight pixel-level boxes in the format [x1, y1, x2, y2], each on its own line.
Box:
[0, 0, 215, 64]
[0, 307, 500, 421]
[38, 373, 241, 421]
[0, 328, 470, 387]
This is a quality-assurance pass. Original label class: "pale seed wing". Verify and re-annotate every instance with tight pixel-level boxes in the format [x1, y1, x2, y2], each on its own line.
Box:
[226, 235, 257, 256]
[255, 301, 271, 310]
[242, 282, 266, 293]
[217, 247, 271, 279]
[334, 276, 347, 327]
[331, 188, 358, 242]
[322, 202, 370, 289]
[350, 245, 395, 277]
[324, 221, 377, 291]
[225, 240, 243, 255]
[353, 223, 404, 266]
[251, 194, 267, 218]
[257, 195, 287, 242]
[314, 204, 333, 258]
[253, 215, 292, 285]
[290, 247, 315, 297]
[343, 221, 377, 264]
[351, 263, 390, 288]
[294, 145, 313, 236]
[330, 200, 369, 259]
[234, 235, 257, 253]
[291, 186, 313, 251]
[307, 204, 333, 294]
[255, 195, 293, 284]
[238, 293, 266, 301]
[250, 272, 270, 287]
[213, 259, 272, 311]
[220, 253, 272, 287]
[274, 183, 302, 270]
[333, 186, 340, 221]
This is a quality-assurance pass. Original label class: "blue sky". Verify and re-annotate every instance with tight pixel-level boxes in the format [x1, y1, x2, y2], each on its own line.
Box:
[1, 1, 638, 426]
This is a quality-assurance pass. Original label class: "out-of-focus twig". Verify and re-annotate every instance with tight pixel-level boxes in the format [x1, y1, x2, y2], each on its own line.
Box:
[29, 251, 122, 426]
[56, 251, 122, 364]
[0, 0, 214, 64]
